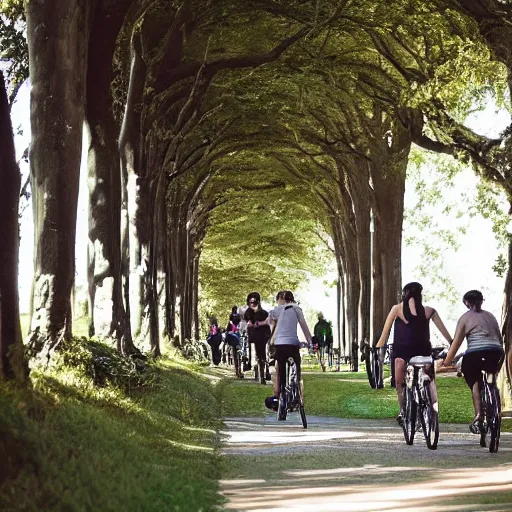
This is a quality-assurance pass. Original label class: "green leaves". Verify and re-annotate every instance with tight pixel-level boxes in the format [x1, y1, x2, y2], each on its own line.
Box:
[0, 0, 27, 104]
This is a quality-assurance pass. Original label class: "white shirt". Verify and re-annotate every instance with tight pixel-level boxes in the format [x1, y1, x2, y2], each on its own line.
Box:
[269, 303, 306, 346]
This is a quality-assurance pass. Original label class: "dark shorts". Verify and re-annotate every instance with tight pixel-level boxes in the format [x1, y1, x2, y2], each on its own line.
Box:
[393, 344, 431, 362]
[461, 349, 504, 388]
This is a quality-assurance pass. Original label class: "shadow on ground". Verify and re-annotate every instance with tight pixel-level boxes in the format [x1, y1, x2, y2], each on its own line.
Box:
[221, 416, 512, 511]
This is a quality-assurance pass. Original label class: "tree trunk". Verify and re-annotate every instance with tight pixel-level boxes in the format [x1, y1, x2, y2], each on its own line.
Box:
[164, 228, 177, 342]
[0, 72, 27, 381]
[192, 252, 200, 341]
[500, 230, 512, 411]
[119, 30, 147, 340]
[337, 180, 360, 371]
[86, 1, 133, 353]
[336, 274, 342, 368]
[345, 160, 372, 350]
[369, 119, 410, 340]
[27, 0, 91, 359]
[372, 208, 385, 342]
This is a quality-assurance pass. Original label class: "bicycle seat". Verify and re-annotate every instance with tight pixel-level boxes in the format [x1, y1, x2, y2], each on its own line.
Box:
[408, 356, 433, 366]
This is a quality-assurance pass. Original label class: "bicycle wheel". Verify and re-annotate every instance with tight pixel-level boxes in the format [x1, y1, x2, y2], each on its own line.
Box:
[489, 385, 501, 453]
[365, 349, 375, 388]
[402, 386, 417, 445]
[299, 403, 307, 429]
[373, 351, 383, 389]
[297, 375, 307, 428]
[480, 379, 490, 448]
[277, 361, 290, 421]
[419, 384, 439, 450]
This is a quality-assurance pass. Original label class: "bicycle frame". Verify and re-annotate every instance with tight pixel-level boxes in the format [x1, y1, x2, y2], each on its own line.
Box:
[277, 357, 307, 428]
[402, 351, 442, 450]
[454, 352, 502, 453]
[478, 367, 501, 452]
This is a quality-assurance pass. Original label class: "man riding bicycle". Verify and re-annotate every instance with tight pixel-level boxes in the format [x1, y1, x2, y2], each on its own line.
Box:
[442, 290, 504, 434]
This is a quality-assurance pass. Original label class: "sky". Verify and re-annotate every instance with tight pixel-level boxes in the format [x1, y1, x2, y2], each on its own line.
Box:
[11, 82, 511, 345]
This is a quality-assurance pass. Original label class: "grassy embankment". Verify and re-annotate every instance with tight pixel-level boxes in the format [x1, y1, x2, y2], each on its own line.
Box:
[1, 339, 225, 511]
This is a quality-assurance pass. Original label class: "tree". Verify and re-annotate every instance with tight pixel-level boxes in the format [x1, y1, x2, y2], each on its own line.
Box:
[0, 71, 26, 381]
[26, 0, 92, 360]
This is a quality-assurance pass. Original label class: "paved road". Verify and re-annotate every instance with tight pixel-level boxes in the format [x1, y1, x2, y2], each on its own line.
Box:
[220, 415, 512, 511]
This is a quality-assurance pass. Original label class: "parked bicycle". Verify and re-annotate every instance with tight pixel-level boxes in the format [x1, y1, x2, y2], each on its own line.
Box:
[454, 352, 502, 453]
[402, 347, 446, 450]
[277, 356, 307, 429]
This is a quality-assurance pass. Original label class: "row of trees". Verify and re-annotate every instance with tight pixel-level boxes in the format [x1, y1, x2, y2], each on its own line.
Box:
[1, 1, 511, 390]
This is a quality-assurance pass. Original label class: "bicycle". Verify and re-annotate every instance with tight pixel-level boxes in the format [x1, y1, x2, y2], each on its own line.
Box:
[402, 347, 446, 450]
[455, 352, 502, 453]
[277, 356, 307, 429]
[226, 332, 244, 378]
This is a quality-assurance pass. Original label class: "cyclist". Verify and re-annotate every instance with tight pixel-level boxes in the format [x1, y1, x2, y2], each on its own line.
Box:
[442, 290, 504, 434]
[269, 290, 313, 411]
[244, 292, 271, 385]
[225, 305, 243, 378]
[313, 312, 333, 371]
[375, 282, 453, 425]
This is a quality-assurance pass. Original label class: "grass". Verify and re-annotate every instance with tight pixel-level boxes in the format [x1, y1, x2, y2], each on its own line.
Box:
[222, 367, 474, 424]
[0, 343, 224, 511]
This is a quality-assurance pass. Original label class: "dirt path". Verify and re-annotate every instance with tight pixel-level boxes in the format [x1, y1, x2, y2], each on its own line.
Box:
[220, 414, 512, 511]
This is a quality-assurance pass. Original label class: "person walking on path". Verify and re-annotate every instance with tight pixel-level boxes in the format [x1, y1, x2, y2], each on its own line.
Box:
[313, 312, 333, 371]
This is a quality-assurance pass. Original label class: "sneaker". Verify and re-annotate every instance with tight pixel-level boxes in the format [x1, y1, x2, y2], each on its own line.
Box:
[469, 416, 482, 435]
[396, 413, 404, 427]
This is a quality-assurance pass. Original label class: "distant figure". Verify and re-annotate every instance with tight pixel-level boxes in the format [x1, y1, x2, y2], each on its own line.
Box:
[313, 312, 333, 371]
[244, 292, 271, 384]
[226, 305, 243, 378]
[206, 316, 222, 366]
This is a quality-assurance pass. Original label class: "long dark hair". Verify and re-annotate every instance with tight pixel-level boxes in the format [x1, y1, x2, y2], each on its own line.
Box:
[402, 282, 426, 321]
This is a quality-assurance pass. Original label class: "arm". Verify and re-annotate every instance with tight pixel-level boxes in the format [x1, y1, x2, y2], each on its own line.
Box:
[375, 305, 397, 348]
[430, 310, 453, 344]
[443, 318, 465, 366]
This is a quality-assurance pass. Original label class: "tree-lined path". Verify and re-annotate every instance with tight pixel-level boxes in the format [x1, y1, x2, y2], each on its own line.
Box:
[221, 415, 512, 511]
[4, 1, 512, 508]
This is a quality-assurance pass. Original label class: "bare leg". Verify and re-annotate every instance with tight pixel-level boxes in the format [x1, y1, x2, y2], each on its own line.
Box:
[273, 364, 279, 396]
[471, 381, 481, 417]
[395, 358, 406, 412]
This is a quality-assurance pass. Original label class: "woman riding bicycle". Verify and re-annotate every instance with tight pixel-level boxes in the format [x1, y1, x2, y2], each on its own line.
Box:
[226, 305, 243, 378]
[268, 290, 313, 411]
[442, 290, 504, 434]
[244, 292, 271, 385]
[376, 282, 453, 424]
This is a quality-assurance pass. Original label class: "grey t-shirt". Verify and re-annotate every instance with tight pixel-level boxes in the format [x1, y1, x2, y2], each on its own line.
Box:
[456, 309, 503, 354]
[269, 303, 306, 346]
